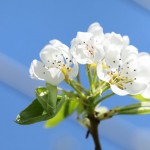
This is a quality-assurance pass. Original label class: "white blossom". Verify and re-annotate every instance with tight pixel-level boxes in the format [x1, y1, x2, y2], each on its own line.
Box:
[70, 22, 105, 64]
[29, 40, 78, 86]
[97, 32, 150, 96]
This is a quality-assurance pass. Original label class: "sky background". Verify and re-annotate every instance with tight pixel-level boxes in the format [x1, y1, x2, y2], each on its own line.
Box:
[1, 0, 150, 150]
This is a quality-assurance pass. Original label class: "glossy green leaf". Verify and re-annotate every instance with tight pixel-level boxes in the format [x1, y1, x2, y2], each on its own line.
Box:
[36, 84, 58, 114]
[35, 87, 53, 112]
[45, 98, 79, 128]
[36, 87, 56, 114]
[131, 94, 150, 102]
[15, 99, 55, 125]
[16, 95, 66, 125]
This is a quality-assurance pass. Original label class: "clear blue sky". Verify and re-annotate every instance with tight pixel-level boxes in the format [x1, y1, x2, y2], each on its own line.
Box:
[1, 0, 150, 150]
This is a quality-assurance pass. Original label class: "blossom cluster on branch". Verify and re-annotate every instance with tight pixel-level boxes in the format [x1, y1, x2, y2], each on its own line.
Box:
[16, 22, 150, 150]
[30, 22, 150, 98]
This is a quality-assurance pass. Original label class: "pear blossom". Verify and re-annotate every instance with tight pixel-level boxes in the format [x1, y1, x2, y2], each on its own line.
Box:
[29, 40, 78, 86]
[70, 22, 105, 64]
[97, 32, 150, 96]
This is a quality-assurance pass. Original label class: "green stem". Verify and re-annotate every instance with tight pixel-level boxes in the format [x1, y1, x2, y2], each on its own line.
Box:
[71, 80, 89, 94]
[102, 83, 110, 93]
[67, 80, 85, 99]
[91, 68, 97, 93]
[95, 92, 115, 106]
[77, 66, 81, 84]
[86, 65, 93, 92]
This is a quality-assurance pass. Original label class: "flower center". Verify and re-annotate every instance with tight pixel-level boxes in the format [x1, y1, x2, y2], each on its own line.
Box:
[83, 41, 94, 56]
[108, 71, 133, 90]
[61, 65, 71, 76]
[102, 61, 136, 90]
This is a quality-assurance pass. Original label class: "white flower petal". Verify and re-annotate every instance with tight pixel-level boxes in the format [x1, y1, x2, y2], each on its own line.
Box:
[121, 45, 138, 62]
[50, 39, 69, 53]
[40, 44, 60, 67]
[123, 35, 130, 45]
[48, 68, 65, 86]
[110, 85, 129, 96]
[104, 50, 121, 69]
[103, 32, 129, 69]
[71, 48, 93, 64]
[136, 53, 150, 83]
[68, 60, 79, 79]
[88, 22, 104, 36]
[29, 60, 39, 80]
[29, 60, 49, 81]
[97, 63, 110, 82]
[124, 81, 147, 95]
[70, 38, 94, 64]
[29, 60, 65, 86]
[49, 39, 72, 61]
[94, 45, 105, 63]
[76, 32, 93, 42]
[104, 32, 128, 52]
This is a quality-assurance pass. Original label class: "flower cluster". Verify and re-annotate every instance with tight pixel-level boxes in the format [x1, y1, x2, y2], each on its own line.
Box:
[30, 22, 150, 98]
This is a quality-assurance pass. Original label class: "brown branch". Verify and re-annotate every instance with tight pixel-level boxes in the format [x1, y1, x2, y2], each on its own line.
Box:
[88, 115, 102, 150]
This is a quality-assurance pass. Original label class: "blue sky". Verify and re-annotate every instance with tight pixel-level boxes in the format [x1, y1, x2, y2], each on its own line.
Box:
[1, 0, 150, 150]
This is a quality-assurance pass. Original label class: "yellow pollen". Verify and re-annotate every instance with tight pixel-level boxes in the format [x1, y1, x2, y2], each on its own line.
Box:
[61, 66, 71, 76]
[108, 71, 133, 88]
[109, 79, 115, 84]
[91, 63, 97, 68]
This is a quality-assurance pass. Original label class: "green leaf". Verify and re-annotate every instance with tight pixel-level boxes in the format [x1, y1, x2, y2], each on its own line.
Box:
[36, 87, 56, 114]
[16, 99, 55, 125]
[16, 95, 66, 125]
[131, 94, 150, 102]
[36, 84, 58, 114]
[45, 98, 79, 128]
[56, 95, 66, 112]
